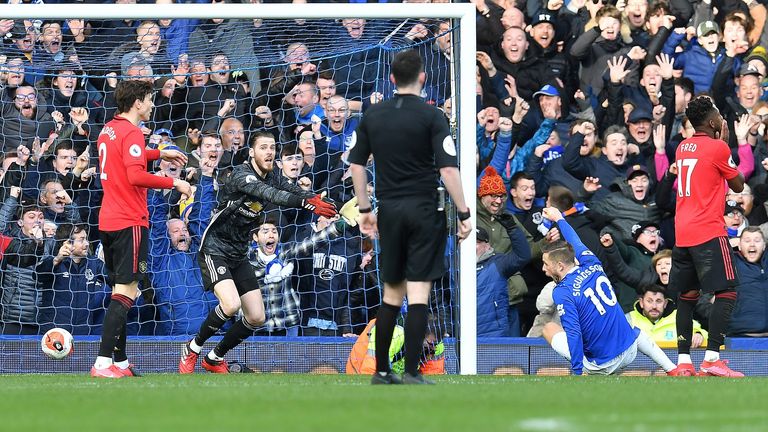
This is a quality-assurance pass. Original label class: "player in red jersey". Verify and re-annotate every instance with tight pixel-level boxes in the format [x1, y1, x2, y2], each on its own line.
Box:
[91, 80, 192, 378]
[670, 96, 745, 377]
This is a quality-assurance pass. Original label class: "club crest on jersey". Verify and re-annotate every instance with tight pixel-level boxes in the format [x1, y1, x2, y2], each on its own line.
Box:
[557, 304, 565, 316]
[532, 212, 543, 225]
[443, 135, 457, 157]
[246, 175, 257, 184]
[129, 144, 142, 157]
[728, 156, 737, 168]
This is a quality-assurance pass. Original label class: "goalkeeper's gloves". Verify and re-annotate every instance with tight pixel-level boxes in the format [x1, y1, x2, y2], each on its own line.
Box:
[303, 193, 337, 218]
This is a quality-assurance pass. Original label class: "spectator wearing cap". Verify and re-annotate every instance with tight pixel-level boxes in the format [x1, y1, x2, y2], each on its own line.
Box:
[742, 47, 768, 99]
[487, 26, 557, 102]
[662, 20, 725, 94]
[526, 10, 577, 114]
[476, 166, 533, 336]
[570, 5, 632, 103]
[476, 222, 531, 338]
[589, 164, 661, 240]
[563, 125, 644, 200]
[711, 53, 766, 150]
[599, 220, 664, 311]
[729, 226, 768, 336]
[5, 22, 45, 84]
[725, 199, 748, 247]
[516, 84, 560, 150]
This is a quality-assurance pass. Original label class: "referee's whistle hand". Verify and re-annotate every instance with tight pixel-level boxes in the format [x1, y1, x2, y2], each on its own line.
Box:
[359, 213, 378, 239]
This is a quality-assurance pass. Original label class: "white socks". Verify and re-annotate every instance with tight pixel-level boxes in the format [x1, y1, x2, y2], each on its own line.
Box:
[677, 354, 692, 365]
[189, 339, 202, 354]
[114, 360, 129, 369]
[637, 332, 676, 372]
[93, 356, 113, 369]
[207, 351, 224, 362]
[704, 350, 720, 362]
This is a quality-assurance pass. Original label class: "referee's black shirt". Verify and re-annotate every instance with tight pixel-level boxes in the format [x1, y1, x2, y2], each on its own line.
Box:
[347, 94, 458, 200]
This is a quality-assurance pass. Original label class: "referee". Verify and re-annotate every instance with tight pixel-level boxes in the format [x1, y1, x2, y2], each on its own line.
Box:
[349, 50, 472, 385]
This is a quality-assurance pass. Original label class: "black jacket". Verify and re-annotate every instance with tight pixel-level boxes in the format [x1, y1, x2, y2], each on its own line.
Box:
[200, 162, 315, 261]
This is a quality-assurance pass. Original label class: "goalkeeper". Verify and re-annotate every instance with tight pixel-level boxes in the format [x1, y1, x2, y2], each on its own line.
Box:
[179, 132, 337, 374]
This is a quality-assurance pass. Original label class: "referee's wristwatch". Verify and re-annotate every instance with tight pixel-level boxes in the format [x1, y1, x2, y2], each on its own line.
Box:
[457, 209, 471, 221]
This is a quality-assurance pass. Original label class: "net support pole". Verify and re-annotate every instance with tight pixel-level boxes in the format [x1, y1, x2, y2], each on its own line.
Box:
[457, 4, 477, 376]
[2, 2, 479, 375]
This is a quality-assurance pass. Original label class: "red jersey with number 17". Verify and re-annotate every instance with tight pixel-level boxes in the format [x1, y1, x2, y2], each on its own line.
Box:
[674, 133, 740, 247]
[98, 116, 173, 231]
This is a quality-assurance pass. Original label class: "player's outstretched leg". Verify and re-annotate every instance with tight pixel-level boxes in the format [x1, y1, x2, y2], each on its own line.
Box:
[700, 290, 743, 377]
[634, 331, 680, 375]
[180, 304, 231, 374]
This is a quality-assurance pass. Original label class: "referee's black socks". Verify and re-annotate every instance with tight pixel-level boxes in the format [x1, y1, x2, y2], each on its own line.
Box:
[375, 302, 401, 374]
[97, 294, 134, 358]
[404, 303, 429, 376]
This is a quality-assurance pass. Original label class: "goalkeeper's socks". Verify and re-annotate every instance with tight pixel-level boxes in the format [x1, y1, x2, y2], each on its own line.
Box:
[97, 294, 134, 359]
[375, 302, 401, 373]
[189, 338, 203, 354]
[212, 318, 257, 359]
[207, 351, 225, 362]
[194, 305, 231, 347]
[404, 303, 429, 376]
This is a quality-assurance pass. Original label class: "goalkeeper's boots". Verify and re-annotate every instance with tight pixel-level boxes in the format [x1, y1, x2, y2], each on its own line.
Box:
[699, 359, 744, 378]
[667, 364, 697, 376]
[370, 372, 402, 385]
[201, 356, 229, 374]
[402, 372, 436, 385]
[118, 364, 143, 377]
[90, 364, 124, 379]
[179, 342, 199, 374]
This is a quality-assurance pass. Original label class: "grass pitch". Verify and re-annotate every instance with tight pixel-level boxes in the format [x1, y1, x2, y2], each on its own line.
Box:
[3, 374, 767, 432]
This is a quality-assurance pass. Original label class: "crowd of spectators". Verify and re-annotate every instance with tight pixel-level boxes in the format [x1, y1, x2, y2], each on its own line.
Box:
[472, 0, 768, 340]
[0, 3, 456, 338]
[2, 0, 768, 343]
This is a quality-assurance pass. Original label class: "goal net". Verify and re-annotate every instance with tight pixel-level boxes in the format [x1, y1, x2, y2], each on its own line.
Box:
[0, 3, 477, 374]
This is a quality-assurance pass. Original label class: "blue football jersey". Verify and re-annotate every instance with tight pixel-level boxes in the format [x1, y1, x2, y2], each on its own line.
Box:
[552, 219, 640, 375]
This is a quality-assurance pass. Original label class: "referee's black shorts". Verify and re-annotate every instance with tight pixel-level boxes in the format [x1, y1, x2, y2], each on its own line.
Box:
[670, 236, 739, 295]
[99, 226, 148, 286]
[198, 252, 261, 296]
[377, 195, 447, 283]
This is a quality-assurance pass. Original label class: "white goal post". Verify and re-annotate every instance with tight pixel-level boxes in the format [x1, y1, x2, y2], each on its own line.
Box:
[1, 2, 478, 375]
